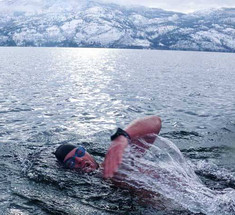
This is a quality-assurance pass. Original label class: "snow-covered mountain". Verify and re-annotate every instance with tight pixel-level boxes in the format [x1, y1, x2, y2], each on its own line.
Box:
[0, 0, 235, 52]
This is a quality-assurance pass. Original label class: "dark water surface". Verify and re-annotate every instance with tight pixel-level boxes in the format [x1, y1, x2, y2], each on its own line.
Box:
[0, 47, 234, 214]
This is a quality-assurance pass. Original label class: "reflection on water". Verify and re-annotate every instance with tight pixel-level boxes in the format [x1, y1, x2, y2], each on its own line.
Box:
[0, 47, 235, 214]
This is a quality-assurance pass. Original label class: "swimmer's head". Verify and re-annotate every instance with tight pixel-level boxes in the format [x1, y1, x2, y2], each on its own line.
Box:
[54, 144, 99, 173]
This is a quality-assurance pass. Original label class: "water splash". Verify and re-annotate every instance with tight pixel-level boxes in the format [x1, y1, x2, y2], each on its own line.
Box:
[114, 135, 235, 214]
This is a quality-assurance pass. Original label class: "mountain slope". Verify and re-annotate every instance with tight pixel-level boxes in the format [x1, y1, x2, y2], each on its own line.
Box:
[0, 0, 235, 52]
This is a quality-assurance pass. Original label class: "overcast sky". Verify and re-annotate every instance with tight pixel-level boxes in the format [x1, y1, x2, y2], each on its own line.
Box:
[0, 0, 234, 13]
[101, 0, 235, 13]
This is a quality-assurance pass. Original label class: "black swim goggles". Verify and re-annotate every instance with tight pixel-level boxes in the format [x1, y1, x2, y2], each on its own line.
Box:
[64, 146, 86, 169]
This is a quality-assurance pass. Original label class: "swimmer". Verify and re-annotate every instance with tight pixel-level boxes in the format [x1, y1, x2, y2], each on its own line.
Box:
[54, 116, 162, 178]
[54, 116, 235, 214]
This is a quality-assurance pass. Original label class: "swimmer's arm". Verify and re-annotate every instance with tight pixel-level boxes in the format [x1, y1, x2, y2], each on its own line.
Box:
[125, 116, 161, 144]
[103, 116, 161, 179]
[103, 135, 128, 179]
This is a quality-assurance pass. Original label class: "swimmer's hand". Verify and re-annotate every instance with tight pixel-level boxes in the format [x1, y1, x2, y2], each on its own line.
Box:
[103, 136, 128, 179]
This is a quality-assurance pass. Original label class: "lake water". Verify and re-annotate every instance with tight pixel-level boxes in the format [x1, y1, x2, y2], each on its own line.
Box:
[0, 47, 234, 215]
